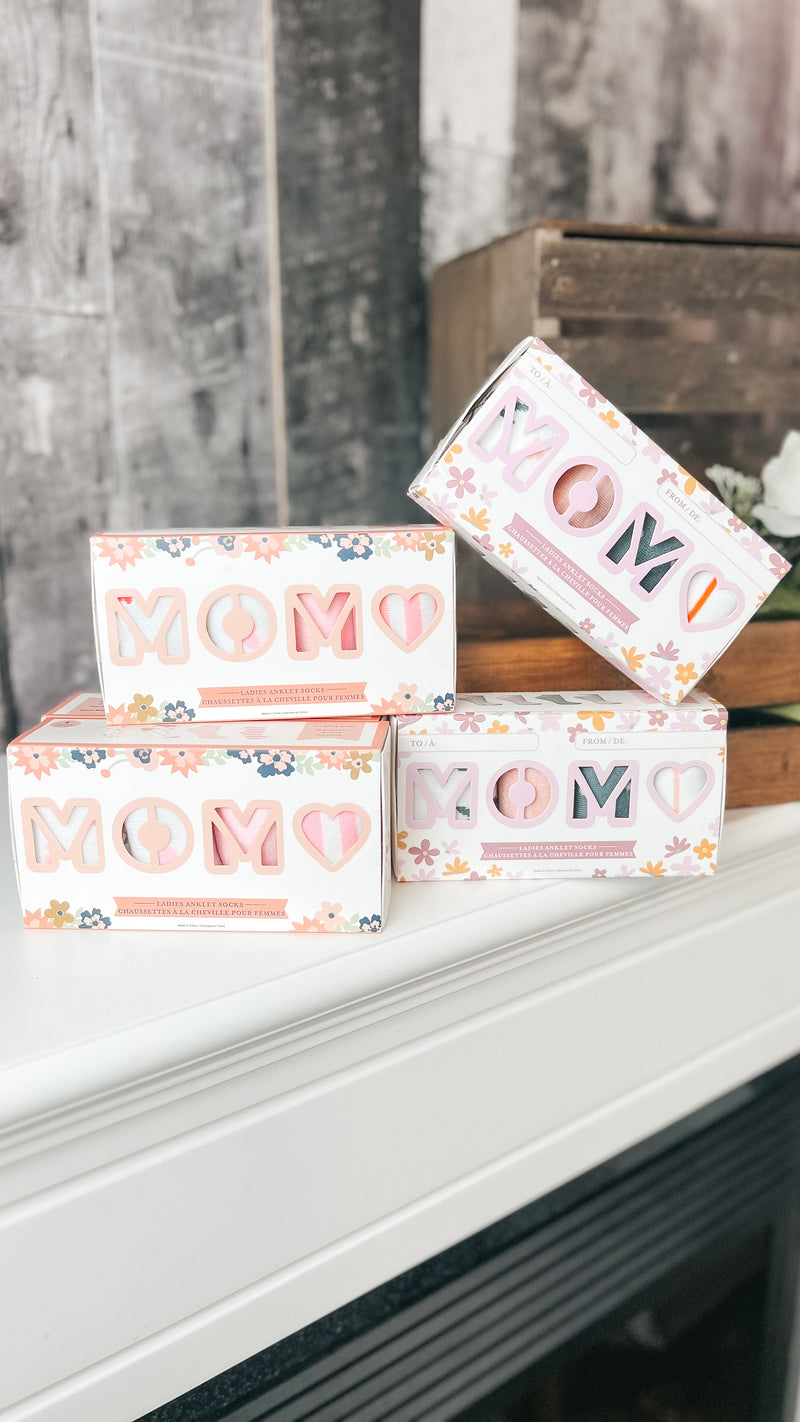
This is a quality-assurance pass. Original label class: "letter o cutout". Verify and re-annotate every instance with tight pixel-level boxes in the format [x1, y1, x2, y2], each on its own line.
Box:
[113, 797, 194, 872]
[487, 760, 557, 827]
[547, 458, 621, 535]
[198, 586, 277, 662]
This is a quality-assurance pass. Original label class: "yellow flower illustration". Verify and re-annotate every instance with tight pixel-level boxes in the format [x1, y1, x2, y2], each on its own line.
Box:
[461, 507, 491, 533]
[640, 861, 667, 877]
[675, 663, 696, 686]
[577, 710, 615, 731]
[128, 693, 159, 723]
[621, 646, 645, 672]
[598, 409, 620, 429]
[45, 899, 74, 928]
[443, 857, 470, 876]
[694, 838, 716, 860]
[487, 720, 509, 734]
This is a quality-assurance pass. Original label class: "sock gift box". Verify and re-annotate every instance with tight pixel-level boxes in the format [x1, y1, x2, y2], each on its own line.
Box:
[408, 338, 788, 706]
[394, 689, 727, 881]
[8, 715, 390, 932]
[90, 527, 455, 724]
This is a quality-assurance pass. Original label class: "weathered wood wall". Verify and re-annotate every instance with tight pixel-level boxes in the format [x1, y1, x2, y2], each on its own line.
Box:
[0, 0, 278, 736]
[2, 0, 800, 735]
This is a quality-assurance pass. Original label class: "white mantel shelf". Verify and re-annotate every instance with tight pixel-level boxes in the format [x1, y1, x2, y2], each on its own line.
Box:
[2, 774, 800, 1422]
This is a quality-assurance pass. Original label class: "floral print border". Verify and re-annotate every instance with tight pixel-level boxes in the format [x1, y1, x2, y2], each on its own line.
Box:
[94, 529, 451, 570]
[11, 743, 376, 781]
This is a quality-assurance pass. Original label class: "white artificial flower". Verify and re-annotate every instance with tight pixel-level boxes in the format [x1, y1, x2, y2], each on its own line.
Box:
[706, 463, 761, 508]
[751, 430, 800, 536]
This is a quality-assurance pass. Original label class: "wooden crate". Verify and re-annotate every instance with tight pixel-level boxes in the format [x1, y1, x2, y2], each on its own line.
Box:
[432, 221, 800, 808]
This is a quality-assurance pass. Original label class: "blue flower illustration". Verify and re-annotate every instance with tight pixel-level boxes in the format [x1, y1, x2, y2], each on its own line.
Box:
[163, 700, 196, 722]
[227, 748, 254, 764]
[155, 536, 192, 559]
[132, 747, 153, 765]
[359, 914, 381, 933]
[217, 535, 237, 552]
[336, 533, 373, 561]
[71, 748, 107, 769]
[78, 908, 111, 930]
[255, 749, 295, 778]
[433, 693, 455, 711]
[309, 532, 335, 548]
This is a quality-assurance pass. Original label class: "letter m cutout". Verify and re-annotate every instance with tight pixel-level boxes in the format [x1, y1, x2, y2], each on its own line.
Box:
[21, 799, 104, 873]
[106, 588, 188, 666]
[568, 762, 638, 828]
[287, 585, 362, 659]
[602, 504, 691, 597]
[203, 801, 284, 874]
[468, 384, 568, 492]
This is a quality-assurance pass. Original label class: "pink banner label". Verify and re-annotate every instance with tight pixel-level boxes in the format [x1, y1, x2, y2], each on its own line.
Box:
[505, 515, 638, 632]
[481, 841, 636, 861]
[114, 897, 288, 919]
[198, 683, 367, 709]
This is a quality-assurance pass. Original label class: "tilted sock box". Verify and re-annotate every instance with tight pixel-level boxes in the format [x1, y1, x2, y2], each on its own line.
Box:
[8, 714, 390, 932]
[408, 339, 787, 705]
[91, 527, 455, 723]
[394, 690, 727, 880]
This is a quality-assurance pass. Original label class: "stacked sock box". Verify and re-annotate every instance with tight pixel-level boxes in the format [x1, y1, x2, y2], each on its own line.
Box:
[6, 341, 787, 925]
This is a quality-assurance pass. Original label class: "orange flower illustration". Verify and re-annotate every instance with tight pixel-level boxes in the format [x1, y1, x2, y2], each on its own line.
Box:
[443, 443, 463, 465]
[461, 507, 491, 533]
[443, 856, 470, 876]
[577, 710, 615, 731]
[158, 747, 204, 777]
[498, 542, 513, 559]
[639, 861, 667, 877]
[95, 535, 146, 570]
[598, 409, 620, 429]
[12, 744, 59, 779]
[291, 916, 327, 932]
[396, 830, 408, 851]
[128, 693, 160, 724]
[694, 838, 716, 860]
[314, 747, 351, 769]
[675, 663, 696, 686]
[621, 646, 645, 672]
[487, 720, 509, 734]
[44, 899, 74, 928]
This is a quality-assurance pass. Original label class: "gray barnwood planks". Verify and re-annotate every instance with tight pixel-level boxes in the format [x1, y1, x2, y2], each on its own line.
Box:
[0, 313, 111, 728]
[0, 0, 110, 737]
[274, 0, 425, 526]
[96, 3, 277, 530]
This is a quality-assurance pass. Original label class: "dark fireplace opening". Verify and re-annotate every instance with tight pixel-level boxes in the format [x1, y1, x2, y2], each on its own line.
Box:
[141, 1058, 800, 1422]
[460, 1231, 769, 1422]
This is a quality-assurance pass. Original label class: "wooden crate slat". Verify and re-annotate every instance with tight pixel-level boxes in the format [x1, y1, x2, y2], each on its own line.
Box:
[548, 335, 800, 414]
[726, 725, 800, 808]
[457, 620, 800, 710]
[536, 232, 800, 321]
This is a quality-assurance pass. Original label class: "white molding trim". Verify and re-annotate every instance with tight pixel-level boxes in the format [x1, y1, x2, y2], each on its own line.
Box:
[1, 794, 800, 1419]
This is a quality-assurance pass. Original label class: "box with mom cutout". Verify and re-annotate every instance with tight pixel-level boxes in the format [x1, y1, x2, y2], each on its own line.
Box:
[91, 527, 455, 722]
[394, 689, 727, 880]
[8, 715, 390, 932]
[408, 338, 788, 705]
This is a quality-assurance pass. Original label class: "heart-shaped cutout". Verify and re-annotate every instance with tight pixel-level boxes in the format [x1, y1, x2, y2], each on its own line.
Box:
[649, 762, 713, 821]
[372, 585, 444, 652]
[294, 802, 371, 870]
[681, 567, 744, 631]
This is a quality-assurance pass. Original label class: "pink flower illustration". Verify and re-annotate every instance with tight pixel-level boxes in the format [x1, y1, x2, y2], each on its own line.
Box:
[703, 709, 728, 730]
[446, 466, 476, 498]
[578, 381, 601, 408]
[314, 748, 351, 769]
[454, 712, 486, 733]
[12, 744, 59, 779]
[665, 836, 691, 858]
[243, 533, 288, 562]
[648, 709, 669, 727]
[651, 641, 680, 661]
[95, 535, 146, 569]
[657, 468, 678, 486]
[158, 747, 204, 776]
[410, 839, 439, 866]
